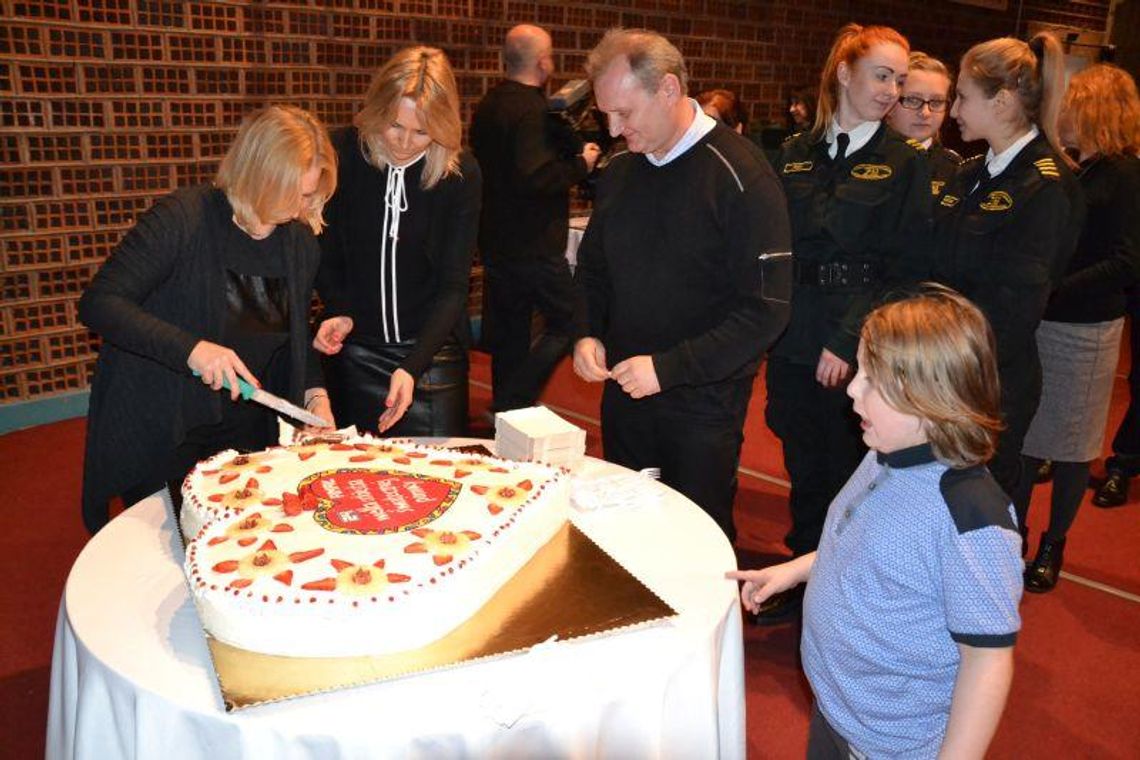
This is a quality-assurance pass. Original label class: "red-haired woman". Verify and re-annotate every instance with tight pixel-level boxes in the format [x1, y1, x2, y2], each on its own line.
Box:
[932, 34, 1084, 538]
[761, 23, 932, 622]
[1014, 63, 1140, 590]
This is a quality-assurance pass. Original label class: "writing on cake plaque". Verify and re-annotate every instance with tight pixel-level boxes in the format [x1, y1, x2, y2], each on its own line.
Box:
[301, 469, 460, 534]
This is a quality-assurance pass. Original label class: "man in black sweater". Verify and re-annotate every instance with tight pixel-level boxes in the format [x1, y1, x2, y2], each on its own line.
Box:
[470, 24, 600, 412]
[573, 29, 791, 540]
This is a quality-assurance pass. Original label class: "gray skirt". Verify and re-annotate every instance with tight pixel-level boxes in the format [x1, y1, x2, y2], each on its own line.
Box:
[1022, 318, 1124, 462]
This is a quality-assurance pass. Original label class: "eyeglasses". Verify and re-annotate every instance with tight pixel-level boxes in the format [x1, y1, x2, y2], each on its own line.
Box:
[898, 95, 949, 112]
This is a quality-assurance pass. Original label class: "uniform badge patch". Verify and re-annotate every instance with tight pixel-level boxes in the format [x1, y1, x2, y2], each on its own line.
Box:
[931, 180, 945, 196]
[783, 161, 813, 173]
[851, 163, 892, 180]
[979, 190, 1013, 211]
[940, 194, 960, 207]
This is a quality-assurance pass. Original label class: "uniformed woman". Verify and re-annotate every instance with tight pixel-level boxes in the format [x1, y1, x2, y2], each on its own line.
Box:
[761, 23, 932, 622]
[886, 52, 962, 202]
[1014, 63, 1140, 590]
[932, 33, 1083, 529]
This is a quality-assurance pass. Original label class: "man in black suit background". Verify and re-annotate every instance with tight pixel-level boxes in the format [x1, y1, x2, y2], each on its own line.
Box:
[470, 24, 601, 413]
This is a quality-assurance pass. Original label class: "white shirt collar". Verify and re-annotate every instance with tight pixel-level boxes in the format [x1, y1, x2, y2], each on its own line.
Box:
[825, 118, 880, 159]
[985, 125, 1039, 178]
[645, 99, 717, 167]
[920, 137, 934, 150]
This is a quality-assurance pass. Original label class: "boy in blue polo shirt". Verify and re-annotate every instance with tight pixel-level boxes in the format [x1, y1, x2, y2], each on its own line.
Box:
[729, 286, 1023, 758]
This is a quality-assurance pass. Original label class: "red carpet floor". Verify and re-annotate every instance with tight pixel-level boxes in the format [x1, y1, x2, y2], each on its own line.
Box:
[2, 351, 1138, 758]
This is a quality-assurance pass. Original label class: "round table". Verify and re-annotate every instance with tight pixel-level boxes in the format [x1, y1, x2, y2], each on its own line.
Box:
[47, 440, 744, 759]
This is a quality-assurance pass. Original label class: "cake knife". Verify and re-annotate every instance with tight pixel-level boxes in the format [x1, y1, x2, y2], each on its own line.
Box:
[194, 372, 331, 428]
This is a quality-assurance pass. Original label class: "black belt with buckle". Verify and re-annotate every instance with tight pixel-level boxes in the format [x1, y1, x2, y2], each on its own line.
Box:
[796, 261, 878, 287]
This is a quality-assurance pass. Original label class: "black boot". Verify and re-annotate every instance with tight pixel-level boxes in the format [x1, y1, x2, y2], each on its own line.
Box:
[1024, 537, 1066, 593]
[1093, 470, 1130, 508]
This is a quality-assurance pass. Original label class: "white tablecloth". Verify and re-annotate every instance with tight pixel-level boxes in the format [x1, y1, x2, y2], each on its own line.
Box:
[47, 443, 744, 759]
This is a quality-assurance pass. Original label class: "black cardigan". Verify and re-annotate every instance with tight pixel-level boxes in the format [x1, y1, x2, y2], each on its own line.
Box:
[78, 185, 323, 533]
[1044, 153, 1140, 323]
[316, 127, 482, 379]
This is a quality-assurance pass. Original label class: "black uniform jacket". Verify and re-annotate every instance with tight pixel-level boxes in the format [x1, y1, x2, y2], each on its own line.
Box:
[932, 134, 1084, 394]
[78, 186, 323, 532]
[928, 142, 963, 203]
[469, 79, 588, 263]
[771, 123, 933, 364]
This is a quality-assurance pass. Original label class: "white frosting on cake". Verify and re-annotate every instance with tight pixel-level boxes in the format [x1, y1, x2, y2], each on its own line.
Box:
[182, 438, 569, 657]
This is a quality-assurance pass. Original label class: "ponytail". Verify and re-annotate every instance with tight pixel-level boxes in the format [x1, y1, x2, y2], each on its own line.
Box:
[812, 23, 909, 143]
[960, 33, 1075, 167]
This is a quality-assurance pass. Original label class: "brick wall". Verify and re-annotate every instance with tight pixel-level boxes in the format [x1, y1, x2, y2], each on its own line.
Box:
[0, 0, 1110, 405]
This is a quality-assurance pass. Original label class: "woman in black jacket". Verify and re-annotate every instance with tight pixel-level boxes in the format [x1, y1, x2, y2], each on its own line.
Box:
[932, 33, 1084, 527]
[760, 23, 932, 622]
[1015, 64, 1140, 590]
[79, 106, 337, 533]
[314, 46, 481, 436]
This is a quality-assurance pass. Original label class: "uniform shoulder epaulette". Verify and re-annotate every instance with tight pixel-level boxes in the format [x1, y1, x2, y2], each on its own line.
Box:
[1033, 156, 1061, 180]
[961, 154, 985, 169]
[905, 137, 927, 152]
[942, 146, 964, 165]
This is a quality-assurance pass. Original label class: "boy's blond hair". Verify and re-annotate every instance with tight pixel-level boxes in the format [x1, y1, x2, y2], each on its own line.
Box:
[860, 285, 1003, 468]
[215, 105, 336, 236]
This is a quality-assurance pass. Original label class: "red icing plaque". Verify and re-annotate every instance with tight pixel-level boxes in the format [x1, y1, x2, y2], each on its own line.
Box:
[301, 469, 461, 535]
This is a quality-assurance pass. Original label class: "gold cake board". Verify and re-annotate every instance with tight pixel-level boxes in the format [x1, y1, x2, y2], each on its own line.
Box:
[207, 522, 677, 710]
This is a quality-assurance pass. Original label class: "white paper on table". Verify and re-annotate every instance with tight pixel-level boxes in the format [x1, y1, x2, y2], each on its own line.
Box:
[570, 471, 663, 512]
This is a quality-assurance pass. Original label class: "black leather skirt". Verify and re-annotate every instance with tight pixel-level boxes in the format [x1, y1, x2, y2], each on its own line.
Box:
[324, 339, 468, 437]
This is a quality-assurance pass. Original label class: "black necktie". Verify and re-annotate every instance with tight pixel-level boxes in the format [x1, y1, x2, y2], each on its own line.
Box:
[835, 132, 850, 161]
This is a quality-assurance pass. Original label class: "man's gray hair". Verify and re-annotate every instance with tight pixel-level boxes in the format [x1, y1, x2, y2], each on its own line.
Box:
[585, 28, 688, 94]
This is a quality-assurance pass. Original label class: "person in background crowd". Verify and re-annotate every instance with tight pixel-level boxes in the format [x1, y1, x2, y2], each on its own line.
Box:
[314, 47, 481, 436]
[886, 51, 962, 200]
[761, 23, 932, 623]
[730, 286, 1021, 760]
[79, 105, 337, 533]
[1090, 66, 1140, 509]
[787, 85, 817, 134]
[697, 88, 748, 135]
[573, 28, 791, 541]
[470, 24, 600, 414]
[1014, 63, 1140, 590]
[932, 33, 1084, 544]
[1095, 291, 1140, 506]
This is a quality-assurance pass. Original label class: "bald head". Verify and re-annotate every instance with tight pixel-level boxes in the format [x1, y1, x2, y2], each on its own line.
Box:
[504, 24, 553, 84]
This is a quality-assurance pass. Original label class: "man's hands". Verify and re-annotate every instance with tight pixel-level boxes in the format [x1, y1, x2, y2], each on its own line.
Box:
[573, 337, 610, 382]
[611, 355, 661, 399]
[582, 142, 602, 173]
[377, 368, 414, 433]
[815, 348, 851, 388]
[574, 338, 661, 398]
[313, 316, 354, 355]
[187, 340, 259, 401]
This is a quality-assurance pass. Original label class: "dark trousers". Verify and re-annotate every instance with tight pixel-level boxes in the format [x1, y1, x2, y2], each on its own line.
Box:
[601, 376, 753, 542]
[1107, 313, 1140, 475]
[807, 704, 858, 759]
[989, 365, 1042, 505]
[766, 358, 866, 556]
[482, 255, 575, 412]
[324, 339, 468, 437]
